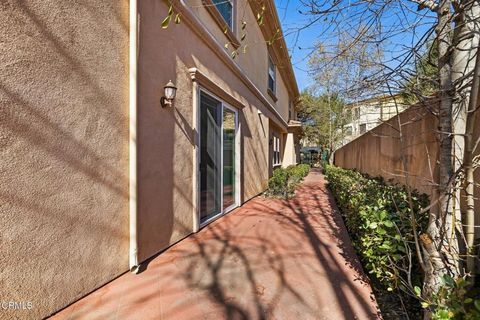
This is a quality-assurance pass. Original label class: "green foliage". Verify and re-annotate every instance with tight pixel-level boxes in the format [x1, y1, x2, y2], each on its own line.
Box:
[298, 90, 348, 149]
[307, 26, 384, 100]
[417, 275, 480, 320]
[266, 164, 310, 199]
[162, 5, 174, 29]
[325, 165, 480, 318]
[401, 40, 439, 104]
[324, 165, 428, 292]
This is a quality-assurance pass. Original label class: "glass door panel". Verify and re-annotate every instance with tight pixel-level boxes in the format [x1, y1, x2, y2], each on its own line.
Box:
[199, 92, 222, 222]
[223, 109, 236, 209]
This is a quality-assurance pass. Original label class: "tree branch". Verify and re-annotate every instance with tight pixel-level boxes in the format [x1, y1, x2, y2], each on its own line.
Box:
[408, 0, 439, 12]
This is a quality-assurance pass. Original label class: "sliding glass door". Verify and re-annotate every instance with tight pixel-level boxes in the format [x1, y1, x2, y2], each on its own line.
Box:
[222, 108, 236, 210]
[199, 90, 238, 224]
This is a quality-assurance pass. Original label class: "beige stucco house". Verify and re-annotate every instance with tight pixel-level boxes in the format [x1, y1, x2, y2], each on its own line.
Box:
[342, 94, 407, 144]
[0, 0, 300, 319]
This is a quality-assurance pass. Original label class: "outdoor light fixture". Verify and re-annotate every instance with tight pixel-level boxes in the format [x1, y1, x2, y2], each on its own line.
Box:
[161, 80, 177, 107]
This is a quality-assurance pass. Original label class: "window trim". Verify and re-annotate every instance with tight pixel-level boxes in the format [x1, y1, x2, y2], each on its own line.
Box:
[272, 135, 281, 166]
[202, 0, 240, 48]
[267, 54, 276, 98]
[359, 123, 367, 134]
[196, 86, 241, 230]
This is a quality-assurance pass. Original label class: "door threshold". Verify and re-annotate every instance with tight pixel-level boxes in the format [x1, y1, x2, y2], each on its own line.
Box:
[199, 205, 238, 229]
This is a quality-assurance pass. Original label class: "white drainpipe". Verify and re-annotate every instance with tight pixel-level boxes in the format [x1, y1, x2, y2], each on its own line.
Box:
[129, 0, 140, 273]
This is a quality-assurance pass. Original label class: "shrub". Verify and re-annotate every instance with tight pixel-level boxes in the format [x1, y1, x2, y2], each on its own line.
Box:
[325, 165, 480, 319]
[324, 164, 429, 317]
[266, 164, 310, 199]
[416, 275, 480, 320]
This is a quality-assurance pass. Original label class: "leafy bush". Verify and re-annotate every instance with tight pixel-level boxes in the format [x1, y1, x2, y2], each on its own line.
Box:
[266, 164, 310, 199]
[325, 165, 480, 319]
[324, 164, 428, 290]
[415, 275, 480, 320]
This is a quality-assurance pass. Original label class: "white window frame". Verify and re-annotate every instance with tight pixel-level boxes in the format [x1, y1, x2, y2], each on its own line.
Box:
[195, 87, 241, 229]
[268, 55, 276, 94]
[272, 135, 281, 166]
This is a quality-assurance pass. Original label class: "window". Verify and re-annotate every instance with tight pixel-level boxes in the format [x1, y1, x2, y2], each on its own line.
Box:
[273, 135, 281, 166]
[352, 107, 360, 120]
[268, 55, 276, 94]
[345, 126, 353, 136]
[213, 0, 234, 29]
[359, 123, 367, 134]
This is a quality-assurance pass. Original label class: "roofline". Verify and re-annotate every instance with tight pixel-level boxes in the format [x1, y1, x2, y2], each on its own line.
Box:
[345, 93, 404, 107]
[248, 0, 300, 101]
[172, 0, 290, 129]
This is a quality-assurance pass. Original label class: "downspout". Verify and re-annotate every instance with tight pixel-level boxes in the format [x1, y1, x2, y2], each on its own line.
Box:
[129, 0, 140, 273]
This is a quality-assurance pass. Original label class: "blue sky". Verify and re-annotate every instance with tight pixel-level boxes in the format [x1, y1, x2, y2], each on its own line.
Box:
[275, 0, 437, 92]
[275, 0, 319, 91]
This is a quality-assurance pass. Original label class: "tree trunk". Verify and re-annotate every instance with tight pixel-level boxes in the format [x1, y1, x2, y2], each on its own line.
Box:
[462, 40, 480, 275]
[423, 0, 460, 303]
[451, 0, 480, 274]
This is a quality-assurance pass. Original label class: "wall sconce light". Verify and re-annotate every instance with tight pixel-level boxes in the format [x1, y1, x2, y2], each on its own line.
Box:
[161, 80, 177, 108]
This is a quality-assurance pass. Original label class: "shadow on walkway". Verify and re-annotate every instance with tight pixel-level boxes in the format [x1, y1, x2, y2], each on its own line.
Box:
[51, 169, 380, 320]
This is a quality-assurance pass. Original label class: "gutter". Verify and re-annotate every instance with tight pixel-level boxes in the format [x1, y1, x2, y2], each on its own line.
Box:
[129, 0, 139, 273]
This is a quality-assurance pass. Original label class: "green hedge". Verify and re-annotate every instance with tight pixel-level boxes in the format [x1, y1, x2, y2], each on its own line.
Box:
[324, 165, 428, 292]
[325, 165, 480, 319]
[266, 164, 310, 199]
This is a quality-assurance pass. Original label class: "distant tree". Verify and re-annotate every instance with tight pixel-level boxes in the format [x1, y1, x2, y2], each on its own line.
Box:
[298, 89, 348, 151]
[401, 40, 439, 104]
[289, 0, 480, 315]
[307, 26, 384, 101]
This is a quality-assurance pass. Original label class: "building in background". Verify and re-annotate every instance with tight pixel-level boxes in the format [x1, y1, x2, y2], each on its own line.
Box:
[342, 94, 407, 144]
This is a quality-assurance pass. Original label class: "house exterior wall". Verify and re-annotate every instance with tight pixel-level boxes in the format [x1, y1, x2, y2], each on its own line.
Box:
[0, 0, 299, 319]
[343, 96, 407, 145]
[0, 1, 130, 320]
[136, 0, 296, 262]
[282, 132, 296, 168]
[186, 0, 292, 122]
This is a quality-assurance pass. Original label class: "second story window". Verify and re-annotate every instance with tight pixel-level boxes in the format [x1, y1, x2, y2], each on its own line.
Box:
[352, 107, 360, 120]
[345, 126, 353, 136]
[268, 55, 276, 94]
[213, 0, 234, 29]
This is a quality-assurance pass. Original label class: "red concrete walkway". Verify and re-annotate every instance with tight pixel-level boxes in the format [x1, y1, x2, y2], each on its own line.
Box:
[51, 169, 380, 320]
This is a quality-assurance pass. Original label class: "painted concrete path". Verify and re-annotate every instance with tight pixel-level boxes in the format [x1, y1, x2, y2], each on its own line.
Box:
[51, 169, 380, 320]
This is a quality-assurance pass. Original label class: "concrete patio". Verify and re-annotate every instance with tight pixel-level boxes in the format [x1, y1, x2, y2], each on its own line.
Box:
[50, 169, 380, 319]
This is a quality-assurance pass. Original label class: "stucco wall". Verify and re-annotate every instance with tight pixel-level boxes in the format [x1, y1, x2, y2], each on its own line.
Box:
[335, 105, 438, 195]
[186, 0, 291, 123]
[344, 98, 408, 143]
[0, 0, 295, 318]
[335, 104, 480, 239]
[137, 0, 284, 262]
[0, 1, 129, 319]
